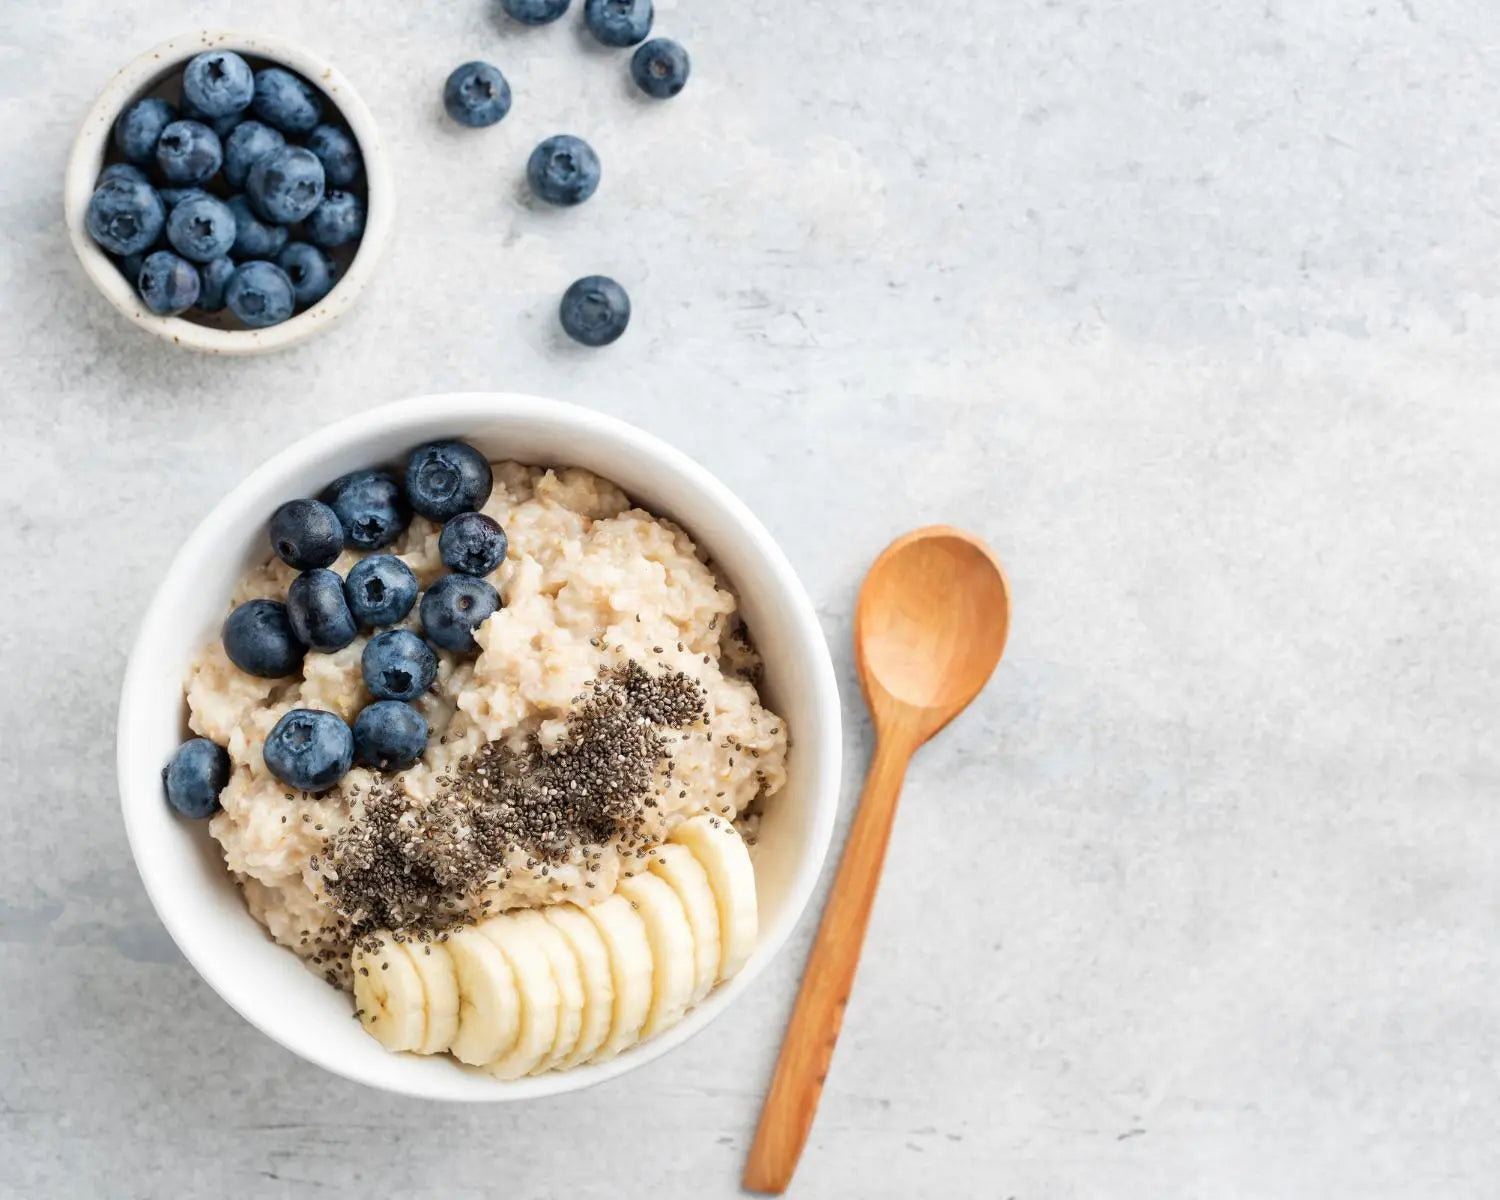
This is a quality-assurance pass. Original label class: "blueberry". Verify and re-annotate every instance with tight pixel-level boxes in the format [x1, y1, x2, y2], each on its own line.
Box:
[322, 469, 411, 550]
[353, 701, 429, 771]
[246, 145, 325, 224]
[225, 260, 296, 328]
[154, 120, 223, 185]
[163, 738, 230, 819]
[584, 0, 653, 46]
[277, 242, 336, 307]
[287, 568, 359, 652]
[223, 120, 286, 188]
[99, 162, 149, 188]
[559, 275, 630, 346]
[503, 0, 571, 22]
[304, 190, 364, 249]
[114, 98, 176, 164]
[526, 135, 601, 206]
[404, 441, 494, 522]
[420, 574, 500, 652]
[165, 193, 236, 262]
[344, 554, 419, 627]
[158, 186, 208, 210]
[85, 178, 165, 256]
[439, 512, 508, 576]
[269, 498, 344, 569]
[138, 250, 201, 315]
[305, 124, 362, 188]
[197, 256, 236, 312]
[226, 194, 289, 260]
[443, 62, 512, 128]
[361, 629, 438, 701]
[182, 50, 255, 118]
[263, 709, 354, 792]
[223, 598, 305, 677]
[251, 67, 324, 134]
[631, 38, 690, 98]
[119, 252, 145, 287]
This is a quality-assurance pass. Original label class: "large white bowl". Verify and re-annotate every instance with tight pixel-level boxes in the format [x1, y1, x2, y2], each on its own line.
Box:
[64, 30, 394, 355]
[117, 393, 843, 1100]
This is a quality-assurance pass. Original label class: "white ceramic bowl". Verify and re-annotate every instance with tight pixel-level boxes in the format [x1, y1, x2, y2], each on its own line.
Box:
[117, 393, 843, 1100]
[64, 30, 393, 355]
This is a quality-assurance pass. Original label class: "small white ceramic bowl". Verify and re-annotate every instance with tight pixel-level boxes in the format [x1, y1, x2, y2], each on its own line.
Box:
[64, 30, 393, 355]
[117, 393, 843, 1100]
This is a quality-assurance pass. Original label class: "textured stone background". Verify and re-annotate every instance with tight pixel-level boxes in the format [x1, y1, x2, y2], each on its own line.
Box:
[3, 1, 1499, 1196]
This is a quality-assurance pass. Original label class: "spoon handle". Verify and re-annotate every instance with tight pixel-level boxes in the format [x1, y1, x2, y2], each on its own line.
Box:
[743, 732, 915, 1194]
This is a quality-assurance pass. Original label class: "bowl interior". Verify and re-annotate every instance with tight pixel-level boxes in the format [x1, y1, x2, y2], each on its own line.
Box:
[66, 30, 392, 355]
[118, 395, 841, 1100]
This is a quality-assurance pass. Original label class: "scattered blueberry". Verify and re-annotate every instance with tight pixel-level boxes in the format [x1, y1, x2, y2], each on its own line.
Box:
[287, 568, 359, 652]
[226, 194, 289, 260]
[559, 275, 630, 346]
[138, 250, 201, 315]
[85, 178, 165, 256]
[263, 709, 354, 792]
[182, 50, 255, 119]
[405, 441, 493, 521]
[353, 701, 430, 772]
[361, 630, 438, 702]
[226, 260, 296, 328]
[99, 162, 149, 188]
[165, 192, 236, 262]
[163, 738, 230, 819]
[304, 190, 364, 248]
[344, 554, 419, 628]
[157, 186, 208, 210]
[246, 145, 325, 224]
[223, 120, 286, 188]
[440, 512, 508, 577]
[277, 242, 336, 307]
[305, 124, 362, 187]
[526, 134, 601, 206]
[504, 0, 572, 21]
[584, 0, 653, 46]
[269, 498, 344, 569]
[251, 67, 324, 134]
[443, 62, 512, 128]
[420, 574, 500, 652]
[197, 255, 236, 312]
[154, 120, 223, 185]
[322, 469, 411, 550]
[223, 598, 305, 677]
[631, 38, 690, 98]
[114, 97, 176, 164]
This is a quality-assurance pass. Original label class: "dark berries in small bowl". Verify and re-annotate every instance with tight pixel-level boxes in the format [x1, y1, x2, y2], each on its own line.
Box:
[584, 0, 654, 47]
[560, 275, 631, 346]
[526, 135, 601, 207]
[443, 62, 512, 129]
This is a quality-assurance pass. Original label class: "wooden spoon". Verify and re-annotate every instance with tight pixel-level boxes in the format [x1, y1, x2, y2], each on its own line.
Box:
[743, 526, 1012, 1194]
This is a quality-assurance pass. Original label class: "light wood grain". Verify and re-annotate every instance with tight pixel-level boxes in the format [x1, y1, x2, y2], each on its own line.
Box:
[744, 527, 1011, 1194]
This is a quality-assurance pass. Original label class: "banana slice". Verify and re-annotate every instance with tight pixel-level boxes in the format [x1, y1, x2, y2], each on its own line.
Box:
[445, 926, 521, 1067]
[648, 843, 721, 1003]
[582, 894, 654, 1062]
[543, 903, 615, 1067]
[616, 871, 696, 1039]
[479, 914, 560, 1080]
[670, 815, 759, 981]
[404, 938, 460, 1055]
[352, 932, 426, 1052]
[508, 909, 585, 1073]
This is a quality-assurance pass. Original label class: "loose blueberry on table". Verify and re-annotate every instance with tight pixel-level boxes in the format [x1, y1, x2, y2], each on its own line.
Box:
[584, 0, 654, 46]
[630, 38, 690, 99]
[502, 0, 572, 24]
[559, 274, 631, 346]
[526, 134, 601, 206]
[443, 61, 512, 128]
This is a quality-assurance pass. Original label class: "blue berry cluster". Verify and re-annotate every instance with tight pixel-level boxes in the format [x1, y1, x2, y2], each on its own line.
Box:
[163, 440, 508, 812]
[87, 49, 367, 329]
[445, 2, 692, 346]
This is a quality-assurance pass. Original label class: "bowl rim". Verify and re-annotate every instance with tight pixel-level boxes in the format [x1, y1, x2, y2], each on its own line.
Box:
[64, 28, 394, 356]
[116, 392, 843, 1100]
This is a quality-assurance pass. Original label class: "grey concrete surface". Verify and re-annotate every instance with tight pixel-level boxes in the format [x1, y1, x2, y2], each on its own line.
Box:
[3, 1, 1499, 1196]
